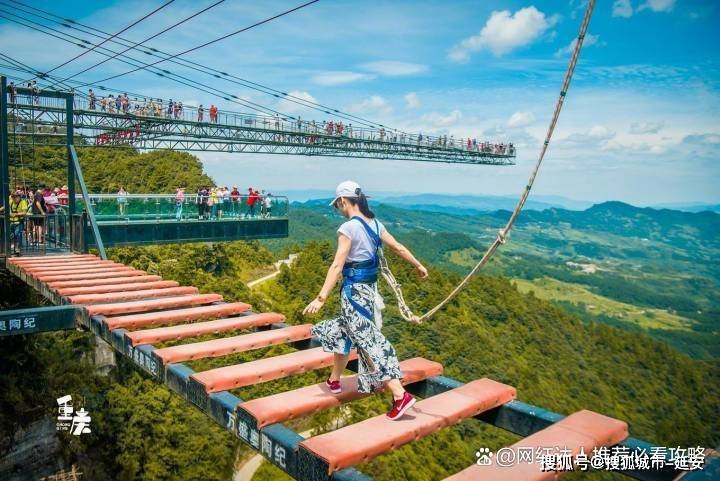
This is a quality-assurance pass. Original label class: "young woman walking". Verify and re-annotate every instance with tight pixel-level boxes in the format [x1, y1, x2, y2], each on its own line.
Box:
[303, 181, 428, 420]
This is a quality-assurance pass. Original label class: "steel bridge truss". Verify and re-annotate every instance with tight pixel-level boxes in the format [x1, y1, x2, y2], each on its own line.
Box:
[9, 101, 516, 165]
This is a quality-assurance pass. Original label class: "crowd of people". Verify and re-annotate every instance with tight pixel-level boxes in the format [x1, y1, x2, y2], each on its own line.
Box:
[81, 90, 516, 156]
[190, 186, 275, 220]
[1, 184, 69, 255]
[86, 90, 221, 123]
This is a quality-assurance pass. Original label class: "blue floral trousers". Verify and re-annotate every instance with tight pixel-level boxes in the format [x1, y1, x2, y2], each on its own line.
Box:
[311, 282, 403, 394]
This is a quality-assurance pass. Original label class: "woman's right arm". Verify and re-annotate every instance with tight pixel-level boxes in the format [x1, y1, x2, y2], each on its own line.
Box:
[302, 233, 352, 315]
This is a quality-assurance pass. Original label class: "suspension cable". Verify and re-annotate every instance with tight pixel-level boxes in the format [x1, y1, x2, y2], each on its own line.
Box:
[74, 0, 319, 88]
[48, 0, 225, 88]
[384, 0, 597, 324]
[0, 12, 290, 117]
[25, 0, 176, 82]
[4, 1, 404, 130]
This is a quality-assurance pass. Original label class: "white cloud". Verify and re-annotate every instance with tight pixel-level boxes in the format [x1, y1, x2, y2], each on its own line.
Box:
[507, 111, 535, 128]
[421, 110, 463, 127]
[404, 92, 421, 109]
[448, 6, 558, 61]
[277, 90, 318, 114]
[362, 61, 428, 76]
[348, 95, 393, 115]
[566, 125, 616, 143]
[554, 33, 602, 57]
[638, 0, 676, 13]
[612, 0, 634, 17]
[629, 121, 664, 134]
[311, 71, 375, 86]
[613, 0, 676, 17]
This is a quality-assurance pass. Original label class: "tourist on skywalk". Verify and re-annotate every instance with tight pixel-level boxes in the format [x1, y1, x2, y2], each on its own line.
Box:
[215, 187, 224, 219]
[206, 188, 214, 219]
[43, 189, 58, 215]
[8, 81, 17, 103]
[196, 186, 208, 219]
[58, 185, 69, 207]
[209, 187, 219, 219]
[31, 189, 46, 246]
[30, 81, 39, 104]
[175, 187, 185, 221]
[263, 192, 273, 218]
[221, 186, 230, 219]
[198, 105, 204, 122]
[230, 186, 240, 217]
[121, 93, 129, 114]
[302, 180, 428, 421]
[259, 190, 267, 218]
[209, 104, 218, 123]
[167, 99, 174, 118]
[115, 95, 122, 113]
[8, 192, 29, 255]
[117, 186, 128, 218]
[88, 89, 96, 110]
[245, 188, 257, 218]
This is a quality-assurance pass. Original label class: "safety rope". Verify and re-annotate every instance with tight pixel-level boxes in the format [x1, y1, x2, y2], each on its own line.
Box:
[380, 0, 596, 324]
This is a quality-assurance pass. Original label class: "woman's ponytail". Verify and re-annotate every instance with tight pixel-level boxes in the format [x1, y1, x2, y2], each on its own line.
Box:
[354, 187, 375, 219]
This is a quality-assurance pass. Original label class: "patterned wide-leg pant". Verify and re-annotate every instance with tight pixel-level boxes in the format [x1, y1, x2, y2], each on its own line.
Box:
[311, 282, 403, 394]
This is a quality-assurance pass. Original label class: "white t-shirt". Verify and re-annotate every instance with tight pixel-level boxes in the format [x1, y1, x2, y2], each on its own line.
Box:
[338, 217, 385, 262]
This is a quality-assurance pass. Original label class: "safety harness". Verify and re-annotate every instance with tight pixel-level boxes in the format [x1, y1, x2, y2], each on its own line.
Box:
[341, 215, 382, 322]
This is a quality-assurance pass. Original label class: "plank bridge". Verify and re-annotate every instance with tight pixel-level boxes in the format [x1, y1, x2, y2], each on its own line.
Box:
[3, 253, 715, 481]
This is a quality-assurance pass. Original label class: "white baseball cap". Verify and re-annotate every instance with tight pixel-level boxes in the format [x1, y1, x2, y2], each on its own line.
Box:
[329, 180, 363, 206]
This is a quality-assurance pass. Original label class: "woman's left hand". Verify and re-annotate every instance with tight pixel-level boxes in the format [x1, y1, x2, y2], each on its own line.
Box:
[303, 298, 325, 316]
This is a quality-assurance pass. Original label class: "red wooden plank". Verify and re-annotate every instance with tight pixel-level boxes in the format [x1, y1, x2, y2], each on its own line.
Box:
[22, 261, 121, 272]
[48, 275, 163, 289]
[55, 280, 180, 296]
[153, 324, 313, 364]
[102, 300, 249, 329]
[125, 312, 284, 346]
[8, 254, 97, 265]
[67, 286, 199, 305]
[239, 357, 444, 429]
[191, 347, 359, 393]
[87, 294, 224, 317]
[30, 265, 133, 279]
[443, 409, 628, 481]
[36, 269, 145, 282]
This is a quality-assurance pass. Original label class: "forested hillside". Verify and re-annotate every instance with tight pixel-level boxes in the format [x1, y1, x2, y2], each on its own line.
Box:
[10, 143, 214, 192]
[267, 201, 720, 360]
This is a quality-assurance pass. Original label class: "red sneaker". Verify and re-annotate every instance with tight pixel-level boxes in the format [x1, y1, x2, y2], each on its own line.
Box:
[386, 391, 416, 420]
[326, 378, 341, 394]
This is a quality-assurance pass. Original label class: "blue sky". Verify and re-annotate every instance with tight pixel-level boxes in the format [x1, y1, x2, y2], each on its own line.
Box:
[1, 0, 718, 205]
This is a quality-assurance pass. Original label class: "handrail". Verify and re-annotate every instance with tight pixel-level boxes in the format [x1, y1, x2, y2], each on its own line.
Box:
[69, 145, 107, 259]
